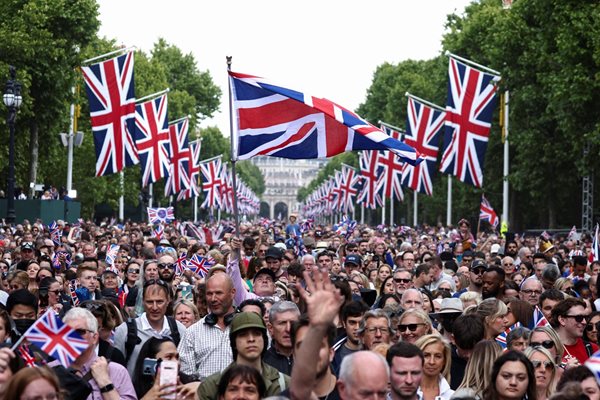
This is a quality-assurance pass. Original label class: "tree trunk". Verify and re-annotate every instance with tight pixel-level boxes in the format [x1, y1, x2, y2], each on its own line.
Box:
[28, 120, 39, 198]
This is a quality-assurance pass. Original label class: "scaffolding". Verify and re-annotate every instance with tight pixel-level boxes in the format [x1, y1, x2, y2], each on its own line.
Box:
[582, 143, 594, 232]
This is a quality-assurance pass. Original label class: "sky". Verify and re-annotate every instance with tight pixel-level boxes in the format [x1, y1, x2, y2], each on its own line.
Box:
[97, 0, 473, 136]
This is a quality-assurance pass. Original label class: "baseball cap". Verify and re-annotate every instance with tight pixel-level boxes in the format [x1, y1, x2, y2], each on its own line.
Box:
[470, 259, 487, 270]
[490, 244, 501, 254]
[265, 246, 283, 260]
[344, 254, 362, 266]
[230, 312, 266, 336]
[254, 268, 276, 282]
[21, 242, 34, 251]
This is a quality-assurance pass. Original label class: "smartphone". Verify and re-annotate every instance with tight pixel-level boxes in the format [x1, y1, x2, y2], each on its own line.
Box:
[180, 284, 192, 300]
[159, 360, 178, 399]
[142, 358, 157, 376]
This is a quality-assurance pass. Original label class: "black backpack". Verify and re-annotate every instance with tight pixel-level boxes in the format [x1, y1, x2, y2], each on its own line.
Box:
[124, 316, 181, 362]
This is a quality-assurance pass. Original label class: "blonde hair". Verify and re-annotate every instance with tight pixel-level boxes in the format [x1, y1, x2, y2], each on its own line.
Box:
[458, 340, 502, 395]
[524, 346, 557, 398]
[530, 326, 564, 363]
[459, 291, 482, 306]
[415, 334, 452, 382]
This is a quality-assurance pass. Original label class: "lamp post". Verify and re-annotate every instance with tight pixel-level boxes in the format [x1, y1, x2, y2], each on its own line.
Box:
[4, 66, 22, 224]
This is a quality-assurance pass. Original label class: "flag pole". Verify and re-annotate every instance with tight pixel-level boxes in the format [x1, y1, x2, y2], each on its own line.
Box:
[413, 191, 418, 227]
[390, 196, 394, 227]
[405, 93, 446, 112]
[119, 172, 124, 222]
[82, 46, 136, 65]
[135, 88, 170, 104]
[227, 56, 240, 235]
[444, 51, 502, 77]
[446, 176, 452, 226]
[148, 183, 153, 208]
[361, 204, 364, 225]
[502, 91, 510, 226]
[382, 200, 386, 225]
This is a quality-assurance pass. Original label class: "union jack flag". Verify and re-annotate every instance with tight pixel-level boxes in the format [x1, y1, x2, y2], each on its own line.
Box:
[165, 118, 191, 196]
[186, 254, 213, 277]
[568, 225, 577, 240]
[23, 309, 89, 367]
[220, 166, 234, 213]
[479, 195, 499, 229]
[134, 94, 171, 187]
[357, 151, 383, 209]
[300, 217, 314, 233]
[48, 221, 62, 246]
[153, 224, 164, 240]
[178, 140, 202, 201]
[81, 51, 139, 176]
[338, 165, 361, 214]
[229, 71, 422, 164]
[175, 252, 187, 276]
[590, 224, 599, 263]
[439, 57, 500, 188]
[17, 344, 39, 368]
[403, 97, 445, 195]
[105, 244, 120, 265]
[496, 322, 522, 349]
[531, 306, 549, 328]
[68, 280, 79, 306]
[147, 207, 175, 224]
[200, 157, 223, 209]
[377, 125, 405, 201]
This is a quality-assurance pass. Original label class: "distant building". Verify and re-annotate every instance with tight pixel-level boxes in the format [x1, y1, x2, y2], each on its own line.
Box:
[251, 156, 326, 220]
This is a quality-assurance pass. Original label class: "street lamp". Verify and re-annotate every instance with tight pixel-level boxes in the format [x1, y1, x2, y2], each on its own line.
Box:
[4, 66, 22, 224]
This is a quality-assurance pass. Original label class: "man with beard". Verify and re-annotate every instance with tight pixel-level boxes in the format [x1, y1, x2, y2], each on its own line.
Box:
[482, 266, 506, 300]
[178, 272, 237, 381]
[387, 342, 424, 400]
[333, 301, 370, 374]
[453, 260, 486, 298]
[157, 254, 176, 283]
[504, 240, 518, 258]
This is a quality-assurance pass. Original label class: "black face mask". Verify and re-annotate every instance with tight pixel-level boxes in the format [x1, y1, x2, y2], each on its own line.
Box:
[13, 318, 36, 335]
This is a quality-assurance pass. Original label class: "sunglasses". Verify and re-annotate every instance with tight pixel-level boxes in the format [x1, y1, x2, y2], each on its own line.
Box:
[48, 289, 64, 295]
[398, 323, 426, 332]
[158, 263, 173, 270]
[471, 268, 486, 275]
[128, 269, 140, 274]
[586, 322, 600, 332]
[74, 328, 93, 336]
[530, 360, 553, 370]
[144, 279, 169, 289]
[530, 340, 555, 349]
[564, 314, 588, 323]
[394, 278, 411, 284]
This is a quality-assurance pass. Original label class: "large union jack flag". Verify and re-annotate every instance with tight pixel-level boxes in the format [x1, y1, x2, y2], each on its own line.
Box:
[200, 157, 223, 209]
[135, 94, 171, 187]
[357, 151, 383, 209]
[439, 57, 500, 188]
[165, 118, 191, 196]
[81, 52, 139, 176]
[229, 71, 422, 164]
[377, 125, 405, 201]
[479, 195, 499, 229]
[178, 140, 202, 201]
[23, 309, 89, 367]
[403, 97, 445, 195]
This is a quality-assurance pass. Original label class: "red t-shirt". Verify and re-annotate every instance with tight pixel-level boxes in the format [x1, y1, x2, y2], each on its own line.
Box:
[564, 338, 598, 363]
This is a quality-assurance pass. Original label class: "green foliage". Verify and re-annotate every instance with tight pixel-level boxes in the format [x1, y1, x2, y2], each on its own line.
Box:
[236, 161, 265, 196]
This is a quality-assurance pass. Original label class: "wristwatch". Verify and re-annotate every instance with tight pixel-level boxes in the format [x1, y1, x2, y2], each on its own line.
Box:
[99, 383, 114, 393]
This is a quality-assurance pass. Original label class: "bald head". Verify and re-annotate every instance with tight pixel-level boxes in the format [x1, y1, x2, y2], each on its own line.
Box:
[338, 351, 389, 399]
[401, 289, 423, 310]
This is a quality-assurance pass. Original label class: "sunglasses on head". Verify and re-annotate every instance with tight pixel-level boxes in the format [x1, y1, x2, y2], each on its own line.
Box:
[144, 279, 169, 289]
[530, 340, 554, 349]
[398, 323, 425, 332]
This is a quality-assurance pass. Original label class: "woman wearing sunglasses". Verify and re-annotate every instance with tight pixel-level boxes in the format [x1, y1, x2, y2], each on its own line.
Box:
[524, 346, 557, 400]
[584, 311, 600, 344]
[415, 334, 454, 400]
[397, 308, 433, 344]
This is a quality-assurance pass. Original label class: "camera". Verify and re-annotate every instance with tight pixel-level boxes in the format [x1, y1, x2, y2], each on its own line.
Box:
[143, 358, 158, 376]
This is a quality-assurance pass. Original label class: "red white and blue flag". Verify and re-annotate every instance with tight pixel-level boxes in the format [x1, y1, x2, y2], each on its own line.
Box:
[338, 165, 361, 214]
[23, 309, 89, 367]
[403, 97, 445, 195]
[377, 125, 405, 201]
[17, 344, 39, 368]
[479, 195, 499, 229]
[81, 52, 139, 176]
[531, 306, 549, 328]
[591, 224, 599, 263]
[229, 71, 422, 164]
[496, 322, 522, 349]
[186, 254, 213, 277]
[357, 151, 383, 209]
[175, 252, 187, 276]
[48, 221, 62, 247]
[439, 57, 499, 188]
[200, 157, 223, 209]
[68, 280, 80, 306]
[105, 244, 120, 265]
[177, 140, 202, 201]
[134, 94, 171, 187]
[147, 207, 175, 224]
[165, 118, 191, 196]
[153, 224, 164, 240]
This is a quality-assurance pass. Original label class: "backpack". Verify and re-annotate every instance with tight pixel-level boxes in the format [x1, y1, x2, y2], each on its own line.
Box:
[124, 316, 181, 362]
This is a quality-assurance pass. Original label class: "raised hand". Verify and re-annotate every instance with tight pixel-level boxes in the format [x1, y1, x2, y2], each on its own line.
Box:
[299, 270, 344, 326]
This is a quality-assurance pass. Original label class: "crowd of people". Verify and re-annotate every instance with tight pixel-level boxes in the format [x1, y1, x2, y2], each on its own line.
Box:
[0, 215, 598, 400]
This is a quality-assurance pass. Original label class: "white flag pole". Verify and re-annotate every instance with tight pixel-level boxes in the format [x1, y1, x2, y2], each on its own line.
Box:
[413, 191, 418, 227]
[502, 90, 510, 226]
[446, 176, 452, 226]
[119, 172, 124, 221]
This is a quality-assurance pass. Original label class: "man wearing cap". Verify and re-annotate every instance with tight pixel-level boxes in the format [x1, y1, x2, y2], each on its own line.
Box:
[20, 241, 36, 263]
[197, 312, 290, 399]
[344, 254, 362, 274]
[490, 243, 502, 258]
[285, 214, 301, 239]
[453, 260, 486, 298]
[265, 246, 287, 280]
